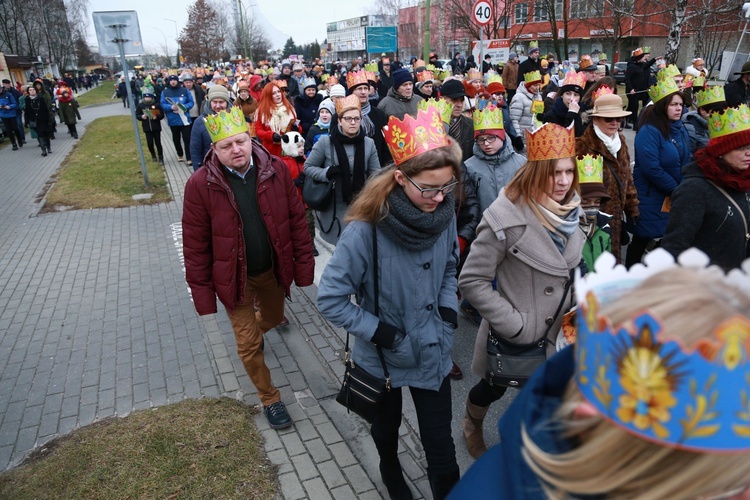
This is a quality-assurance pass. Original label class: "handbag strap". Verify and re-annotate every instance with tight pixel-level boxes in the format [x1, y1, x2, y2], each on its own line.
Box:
[541, 268, 575, 343]
[707, 180, 750, 245]
[316, 137, 341, 237]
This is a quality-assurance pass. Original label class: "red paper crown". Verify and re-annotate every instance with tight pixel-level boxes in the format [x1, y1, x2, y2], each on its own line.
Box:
[417, 70, 435, 83]
[526, 123, 576, 161]
[346, 70, 369, 89]
[382, 105, 451, 165]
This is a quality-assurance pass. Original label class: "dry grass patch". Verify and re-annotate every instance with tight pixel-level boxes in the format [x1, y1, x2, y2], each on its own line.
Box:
[0, 398, 278, 499]
[43, 115, 171, 211]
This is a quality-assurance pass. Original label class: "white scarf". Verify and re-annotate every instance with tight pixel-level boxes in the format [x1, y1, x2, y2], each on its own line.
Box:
[268, 103, 295, 134]
[593, 123, 622, 158]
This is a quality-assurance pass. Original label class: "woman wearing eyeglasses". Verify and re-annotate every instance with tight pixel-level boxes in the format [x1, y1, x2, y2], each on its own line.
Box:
[458, 123, 584, 459]
[317, 105, 463, 499]
[303, 95, 380, 244]
[576, 93, 639, 263]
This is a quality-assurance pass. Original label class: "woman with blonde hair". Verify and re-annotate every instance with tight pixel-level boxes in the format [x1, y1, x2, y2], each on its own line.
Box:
[254, 81, 300, 158]
[317, 105, 462, 500]
[450, 249, 750, 499]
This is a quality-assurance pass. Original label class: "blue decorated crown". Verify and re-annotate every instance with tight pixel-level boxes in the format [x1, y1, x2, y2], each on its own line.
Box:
[574, 249, 750, 453]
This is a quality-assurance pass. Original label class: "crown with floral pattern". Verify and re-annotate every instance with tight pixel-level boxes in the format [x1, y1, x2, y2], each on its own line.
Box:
[204, 107, 251, 143]
[473, 98, 504, 131]
[707, 104, 750, 139]
[648, 77, 680, 103]
[574, 249, 750, 453]
[576, 154, 604, 184]
[382, 104, 451, 165]
[593, 86, 615, 101]
[526, 122, 575, 161]
[346, 70, 369, 90]
[524, 70, 542, 85]
[693, 75, 706, 87]
[417, 70, 435, 83]
[695, 86, 726, 109]
[466, 69, 482, 82]
[418, 98, 452, 124]
[561, 71, 586, 89]
[657, 64, 681, 82]
[364, 62, 378, 73]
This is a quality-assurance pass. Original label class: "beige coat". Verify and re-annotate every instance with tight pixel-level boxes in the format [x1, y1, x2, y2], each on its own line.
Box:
[458, 189, 585, 377]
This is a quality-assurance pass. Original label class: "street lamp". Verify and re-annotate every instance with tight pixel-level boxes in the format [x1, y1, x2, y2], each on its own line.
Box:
[164, 18, 180, 66]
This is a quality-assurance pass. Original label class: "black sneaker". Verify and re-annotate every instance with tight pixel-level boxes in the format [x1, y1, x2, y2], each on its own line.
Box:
[264, 401, 292, 429]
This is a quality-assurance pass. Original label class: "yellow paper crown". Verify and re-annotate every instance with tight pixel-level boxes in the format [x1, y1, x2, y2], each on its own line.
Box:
[418, 98, 452, 124]
[364, 62, 378, 73]
[707, 104, 750, 139]
[526, 123, 575, 161]
[561, 71, 586, 90]
[417, 70, 435, 83]
[648, 78, 680, 103]
[524, 70, 542, 85]
[383, 104, 451, 165]
[321, 73, 329, 82]
[593, 86, 615, 101]
[204, 107, 250, 143]
[485, 72, 503, 85]
[437, 70, 451, 81]
[426, 64, 437, 72]
[466, 69, 482, 82]
[693, 75, 706, 87]
[695, 86, 726, 109]
[598, 53, 608, 60]
[346, 70, 369, 89]
[473, 98, 504, 131]
[657, 64, 680, 81]
[576, 154, 604, 184]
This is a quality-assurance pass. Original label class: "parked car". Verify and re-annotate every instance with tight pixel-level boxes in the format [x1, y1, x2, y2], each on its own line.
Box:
[613, 62, 628, 84]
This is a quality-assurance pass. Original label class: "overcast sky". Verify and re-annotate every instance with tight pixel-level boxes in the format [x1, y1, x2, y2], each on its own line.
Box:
[88, 0, 375, 56]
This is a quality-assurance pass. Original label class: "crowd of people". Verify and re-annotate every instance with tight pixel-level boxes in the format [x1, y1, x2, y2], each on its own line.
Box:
[166, 45, 750, 499]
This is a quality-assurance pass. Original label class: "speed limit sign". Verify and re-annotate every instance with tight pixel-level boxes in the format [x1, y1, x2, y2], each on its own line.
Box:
[472, 0, 493, 25]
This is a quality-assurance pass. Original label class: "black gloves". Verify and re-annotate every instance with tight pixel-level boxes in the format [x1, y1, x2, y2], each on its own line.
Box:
[371, 322, 404, 349]
[293, 175, 305, 188]
[439, 307, 458, 329]
[512, 135, 524, 152]
[272, 132, 282, 143]
[326, 164, 341, 179]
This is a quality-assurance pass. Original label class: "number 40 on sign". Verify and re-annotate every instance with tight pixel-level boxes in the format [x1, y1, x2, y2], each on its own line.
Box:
[472, 0, 493, 25]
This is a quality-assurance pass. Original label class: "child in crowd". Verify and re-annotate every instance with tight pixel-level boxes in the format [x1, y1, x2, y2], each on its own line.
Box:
[137, 91, 165, 164]
[576, 154, 612, 271]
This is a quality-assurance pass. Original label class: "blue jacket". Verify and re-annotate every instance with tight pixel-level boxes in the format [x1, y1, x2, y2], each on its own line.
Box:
[189, 102, 233, 171]
[632, 121, 690, 239]
[449, 347, 577, 499]
[0, 91, 18, 119]
[160, 85, 194, 126]
[317, 219, 459, 391]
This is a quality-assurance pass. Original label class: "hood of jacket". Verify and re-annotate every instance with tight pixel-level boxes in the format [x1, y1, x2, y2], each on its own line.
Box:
[680, 160, 704, 181]
[682, 110, 707, 128]
[471, 137, 517, 165]
[516, 82, 534, 100]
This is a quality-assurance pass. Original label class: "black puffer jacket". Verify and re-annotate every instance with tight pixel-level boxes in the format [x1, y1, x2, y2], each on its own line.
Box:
[624, 56, 656, 93]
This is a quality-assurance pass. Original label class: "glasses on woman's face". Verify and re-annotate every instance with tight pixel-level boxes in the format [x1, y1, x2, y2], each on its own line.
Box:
[603, 117, 623, 123]
[340, 116, 361, 124]
[477, 135, 498, 145]
[401, 171, 459, 198]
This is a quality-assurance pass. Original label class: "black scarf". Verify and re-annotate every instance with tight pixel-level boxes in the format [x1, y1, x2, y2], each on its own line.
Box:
[332, 126, 366, 204]
[379, 186, 455, 251]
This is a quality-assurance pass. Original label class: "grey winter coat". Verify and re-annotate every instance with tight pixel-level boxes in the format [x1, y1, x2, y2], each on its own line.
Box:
[376, 86, 423, 120]
[463, 140, 527, 213]
[459, 189, 585, 376]
[317, 219, 459, 391]
[303, 134, 381, 245]
[509, 83, 536, 144]
[682, 110, 709, 157]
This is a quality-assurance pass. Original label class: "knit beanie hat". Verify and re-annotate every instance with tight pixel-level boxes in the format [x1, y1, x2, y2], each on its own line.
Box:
[392, 68, 413, 90]
[509, 52, 518, 60]
[707, 129, 750, 158]
[318, 98, 335, 115]
[207, 84, 231, 103]
[329, 84, 346, 98]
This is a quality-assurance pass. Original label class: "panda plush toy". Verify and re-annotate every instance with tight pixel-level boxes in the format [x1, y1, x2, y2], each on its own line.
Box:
[280, 131, 304, 158]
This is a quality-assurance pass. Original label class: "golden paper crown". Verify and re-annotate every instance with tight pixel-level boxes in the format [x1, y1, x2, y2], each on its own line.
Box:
[707, 104, 750, 139]
[529, 40, 539, 49]
[561, 71, 586, 89]
[437, 70, 451, 81]
[466, 69, 482, 82]
[365, 71, 377, 83]
[695, 86, 726, 109]
[335, 94, 361, 116]
[593, 86, 615, 101]
[598, 53, 608, 60]
[383, 104, 451, 165]
[426, 64, 437, 72]
[346, 70, 369, 89]
[204, 107, 250, 143]
[321, 73, 329, 82]
[576, 154, 604, 184]
[693, 75, 706, 87]
[418, 98, 452, 124]
[473, 98, 504, 131]
[682, 74, 695, 88]
[525, 123, 575, 161]
[417, 70, 435, 83]
[485, 72, 503, 86]
[648, 77, 680, 103]
[524, 70, 542, 85]
[364, 62, 378, 73]
[657, 64, 681, 81]
[632, 47, 644, 57]
[578, 55, 595, 70]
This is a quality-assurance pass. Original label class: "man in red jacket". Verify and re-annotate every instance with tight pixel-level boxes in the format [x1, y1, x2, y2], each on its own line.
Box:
[182, 107, 315, 429]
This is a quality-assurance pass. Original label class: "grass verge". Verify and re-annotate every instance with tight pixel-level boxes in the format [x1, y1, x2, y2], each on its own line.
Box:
[42, 115, 171, 211]
[0, 398, 278, 499]
[76, 81, 119, 108]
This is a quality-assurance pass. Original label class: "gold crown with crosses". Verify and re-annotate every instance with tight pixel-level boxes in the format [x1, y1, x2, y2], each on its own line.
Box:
[526, 123, 575, 161]
[346, 70, 369, 89]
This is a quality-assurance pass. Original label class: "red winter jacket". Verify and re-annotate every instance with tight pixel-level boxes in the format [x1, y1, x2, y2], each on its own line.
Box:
[182, 140, 315, 315]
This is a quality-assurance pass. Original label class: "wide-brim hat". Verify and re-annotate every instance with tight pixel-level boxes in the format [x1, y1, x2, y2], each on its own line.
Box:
[591, 94, 632, 118]
[735, 61, 750, 75]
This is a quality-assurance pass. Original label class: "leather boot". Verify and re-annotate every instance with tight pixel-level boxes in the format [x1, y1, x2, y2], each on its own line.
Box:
[463, 398, 489, 459]
[428, 468, 460, 500]
[373, 432, 412, 500]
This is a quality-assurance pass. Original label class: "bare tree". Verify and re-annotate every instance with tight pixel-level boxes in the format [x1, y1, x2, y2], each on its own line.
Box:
[690, 7, 741, 75]
[584, 0, 644, 70]
[211, 0, 271, 62]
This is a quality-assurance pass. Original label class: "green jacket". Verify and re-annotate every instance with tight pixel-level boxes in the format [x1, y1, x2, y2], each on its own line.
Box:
[581, 212, 612, 272]
[58, 98, 80, 124]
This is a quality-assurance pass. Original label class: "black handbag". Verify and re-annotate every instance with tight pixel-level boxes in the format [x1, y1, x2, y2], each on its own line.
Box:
[485, 269, 574, 388]
[302, 138, 336, 211]
[336, 225, 390, 423]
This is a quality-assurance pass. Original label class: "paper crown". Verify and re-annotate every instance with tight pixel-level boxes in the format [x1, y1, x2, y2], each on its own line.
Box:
[598, 53, 608, 60]
[526, 123, 575, 161]
[204, 107, 250, 143]
[335, 94, 361, 116]
[321, 73, 330, 82]
[691, 75, 706, 87]
[365, 71, 377, 83]
[643, 46, 652, 54]
[632, 47, 646, 57]
[648, 78, 680, 103]
[707, 104, 750, 139]
[524, 70, 542, 85]
[417, 70, 435, 83]
[466, 69, 482, 82]
[695, 86, 726, 109]
[300, 77, 317, 89]
[529, 40, 539, 49]
[364, 62, 378, 73]
[576, 154, 604, 184]
[574, 249, 750, 453]
[484, 72, 503, 85]
[657, 64, 681, 82]
[346, 70, 369, 89]
[561, 71, 586, 90]
[425, 64, 437, 72]
[473, 98, 504, 131]
[382, 104, 451, 165]
[437, 69, 451, 81]
[418, 98, 452, 124]
[579, 55, 595, 70]
[593, 86, 615, 101]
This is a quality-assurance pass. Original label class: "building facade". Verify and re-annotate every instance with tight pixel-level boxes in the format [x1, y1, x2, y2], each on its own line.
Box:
[326, 15, 397, 63]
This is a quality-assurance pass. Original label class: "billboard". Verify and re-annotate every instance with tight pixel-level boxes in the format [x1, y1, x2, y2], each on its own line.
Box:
[471, 38, 511, 67]
[366, 27, 397, 54]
